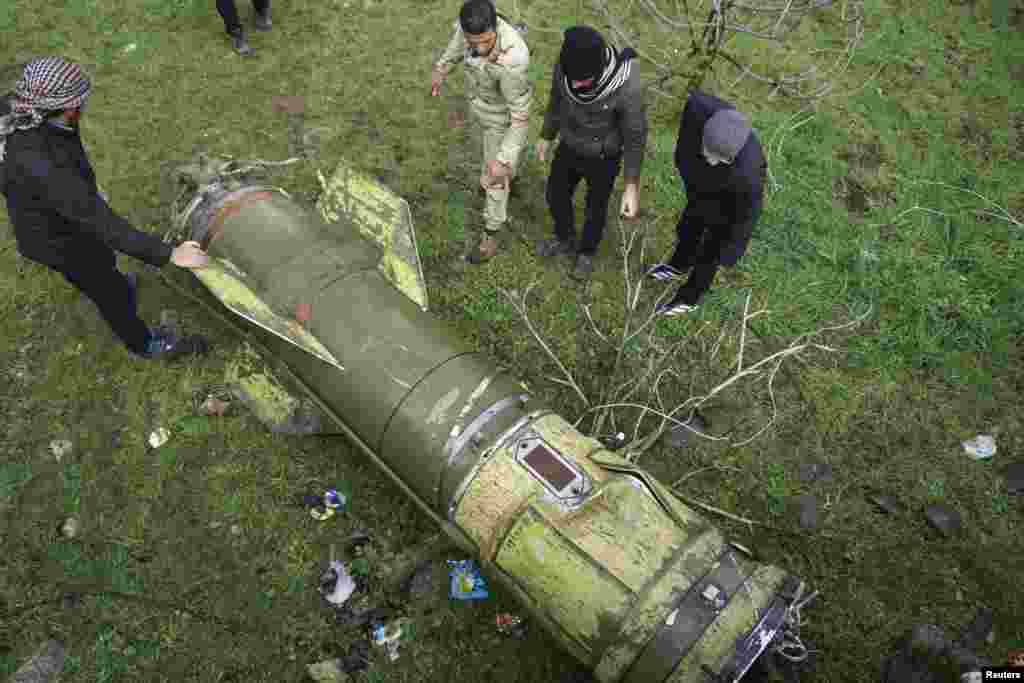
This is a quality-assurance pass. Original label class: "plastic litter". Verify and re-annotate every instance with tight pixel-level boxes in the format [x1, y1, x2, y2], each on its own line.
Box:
[59, 517, 79, 540]
[309, 489, 346, 520]
[448, 559, 489, 600]
[371, 618, 410, 661]
[496, 613, 528, 639]
[11, 640, 65, 683]
[324, 489, 346, 510]
[306, 658, 348, 683]
[924, 503, 962, 535]
[597, 432, 627, 450]
[49, 439, 73, 462]
[962, 434, 996, 460]
[320, 560, 356, 607]
[148, 427, 171, 449]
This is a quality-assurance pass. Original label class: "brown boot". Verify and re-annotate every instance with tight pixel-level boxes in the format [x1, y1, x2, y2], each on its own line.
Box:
[466, 232, 501, 264]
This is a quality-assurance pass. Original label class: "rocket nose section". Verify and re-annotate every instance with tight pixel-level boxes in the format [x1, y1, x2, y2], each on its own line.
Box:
[315, 158, 430, 312]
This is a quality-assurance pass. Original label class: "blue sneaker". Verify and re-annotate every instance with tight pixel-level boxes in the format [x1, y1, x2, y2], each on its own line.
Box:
[645, 264, 684, 281]
[142, 326, 211, 360]
[655, 299, 700, 317]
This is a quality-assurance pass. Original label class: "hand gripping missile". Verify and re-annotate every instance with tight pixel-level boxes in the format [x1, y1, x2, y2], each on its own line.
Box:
[168, 155, 810, 682]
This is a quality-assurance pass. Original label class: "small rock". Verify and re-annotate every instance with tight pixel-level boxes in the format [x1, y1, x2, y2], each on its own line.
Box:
[798, 462, 834, 484]
[306, 658, 349, 683]
[49, 440, 73, 462]
[796, 494, 819, 530]
[148, 428, 171, 449]
[60, 517, 79, 539]
[11, 640, 65, 683]
[924, 504, 962, 535]
[664, 412, 709, 448]
[1003, 463, 1024, 495]
[61, 592, 81, 609]
[870, 493, 901, 514]
[340, 639, 370, 673]
[402, 560, 436, 600]
[230, 524, 242, 536]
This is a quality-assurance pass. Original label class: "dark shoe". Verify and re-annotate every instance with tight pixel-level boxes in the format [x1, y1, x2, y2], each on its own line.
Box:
[466, 233, 501, 264]
[254, 6, 272, 31]
[645, 263, 684, 281]
[143, 326, 211, 360]
[536, 237, 574, 259]
[230, 30, 255, 56]
[571, 254, 594, 281]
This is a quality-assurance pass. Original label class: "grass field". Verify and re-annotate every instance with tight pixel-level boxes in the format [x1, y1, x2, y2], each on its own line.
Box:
[2, 0, 1023, 681]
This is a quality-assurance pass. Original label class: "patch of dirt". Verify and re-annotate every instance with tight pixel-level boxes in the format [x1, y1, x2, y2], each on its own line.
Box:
[1012, 112, 1024, 161]
[838, 141, 886, 173]
[879, 223, 899, 242]
[837, 174, 869, 215]
[959, 112, 993, 159]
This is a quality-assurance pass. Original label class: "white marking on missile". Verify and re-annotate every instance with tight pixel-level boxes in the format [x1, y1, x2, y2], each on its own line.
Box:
[666, 609, 678, 626]
[389, 375, 412, 389]
[448, 375, 494, 441]
[427, 388, 461, 425]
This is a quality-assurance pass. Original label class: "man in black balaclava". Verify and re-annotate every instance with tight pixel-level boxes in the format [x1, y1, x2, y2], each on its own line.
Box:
[536, 26, 648, 281]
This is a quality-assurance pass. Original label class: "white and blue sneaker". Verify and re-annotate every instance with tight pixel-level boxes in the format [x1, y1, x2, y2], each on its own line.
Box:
[645, 264, 684, 281]
[655, 300, 700, 317]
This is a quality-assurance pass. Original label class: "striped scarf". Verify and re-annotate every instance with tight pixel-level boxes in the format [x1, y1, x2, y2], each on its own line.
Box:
[564, 46, 636, 105]
[0, 57, 91, 161]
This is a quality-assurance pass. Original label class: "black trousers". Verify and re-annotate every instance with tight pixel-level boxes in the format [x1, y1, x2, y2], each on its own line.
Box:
[545, 143, 622, 256]
[43, 244, 150, 356]
[666, 205, 761, 306]
[217, 0, 269, 34]
[666, 217, 728, 306]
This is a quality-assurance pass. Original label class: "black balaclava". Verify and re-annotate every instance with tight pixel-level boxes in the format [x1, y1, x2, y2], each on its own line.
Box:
[559, 26, 607, 82]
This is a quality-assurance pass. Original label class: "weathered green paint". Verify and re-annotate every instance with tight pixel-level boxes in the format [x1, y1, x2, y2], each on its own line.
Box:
[193, 258, 342, 369]
[498, 506, 634, 653]
[178, 167, 807, 683]
[316, 161, 428, 311]
[667, 565, 789, 683]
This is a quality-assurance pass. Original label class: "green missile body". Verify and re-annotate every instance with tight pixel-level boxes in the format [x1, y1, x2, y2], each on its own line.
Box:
[171, 157, 809, 683]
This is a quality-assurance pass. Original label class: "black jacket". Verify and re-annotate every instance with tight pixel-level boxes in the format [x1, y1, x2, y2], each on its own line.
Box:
[540, 60, 648, 180]
[674, 90, 767, 266]
[0, 107, 172, 270]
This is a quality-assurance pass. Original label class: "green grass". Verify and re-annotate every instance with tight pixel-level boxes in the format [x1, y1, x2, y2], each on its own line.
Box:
[2, 0, 1023, 680]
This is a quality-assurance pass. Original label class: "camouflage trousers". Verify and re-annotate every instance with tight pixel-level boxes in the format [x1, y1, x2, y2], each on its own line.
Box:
[472, 108, 524, 234]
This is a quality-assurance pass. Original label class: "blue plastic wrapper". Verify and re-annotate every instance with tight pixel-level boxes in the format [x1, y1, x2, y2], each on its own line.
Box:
[447, 559, 489, 600]
[324, 489, 347, 509]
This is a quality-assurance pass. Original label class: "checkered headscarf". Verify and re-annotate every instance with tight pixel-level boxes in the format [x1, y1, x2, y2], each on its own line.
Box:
[0, 56, 92, 161]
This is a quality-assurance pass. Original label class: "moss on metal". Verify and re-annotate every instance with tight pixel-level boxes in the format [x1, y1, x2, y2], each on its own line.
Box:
[316, 160, 428, 310]
[193, 258, 342, 368]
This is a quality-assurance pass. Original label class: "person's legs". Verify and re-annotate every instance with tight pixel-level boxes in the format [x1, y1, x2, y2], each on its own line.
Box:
[666, 212, 705, 271]
[577, 155, 622, 256]
[252, 0, 269, 14]
[58, 253, 150, 356]
[545, 144, 584, 245]
[216, 0, 243, 34]
[671, 224, 730, 306]
[481, 123, 513, 234]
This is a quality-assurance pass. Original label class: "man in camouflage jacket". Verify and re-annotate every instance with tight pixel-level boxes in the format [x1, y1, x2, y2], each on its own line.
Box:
[431, 0, 532, 264]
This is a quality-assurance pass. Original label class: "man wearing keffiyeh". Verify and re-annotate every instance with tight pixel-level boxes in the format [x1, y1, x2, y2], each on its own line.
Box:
[536, 26, 648, 281]
[0, 57, 212, 360]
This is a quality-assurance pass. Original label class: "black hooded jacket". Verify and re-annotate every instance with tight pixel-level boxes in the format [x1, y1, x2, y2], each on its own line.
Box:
[674, 90, 767, 266]
[0, 102, 172, 270]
